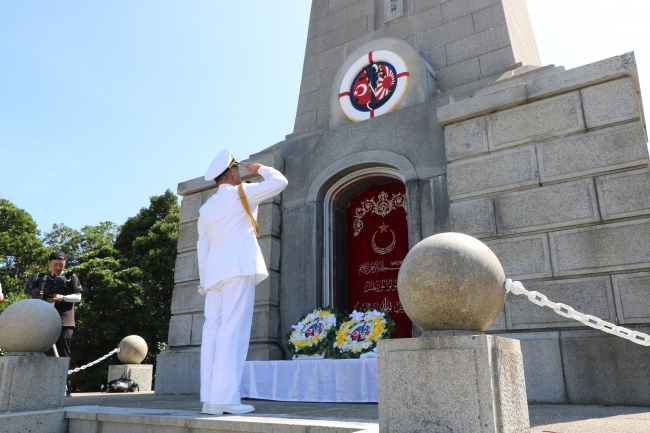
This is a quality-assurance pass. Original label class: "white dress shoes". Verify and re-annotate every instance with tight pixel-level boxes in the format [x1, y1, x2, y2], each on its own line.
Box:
[203, 403, 255, 415]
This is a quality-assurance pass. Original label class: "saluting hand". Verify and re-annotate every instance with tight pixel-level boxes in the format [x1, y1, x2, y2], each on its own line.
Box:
[241, 162, 262, 174]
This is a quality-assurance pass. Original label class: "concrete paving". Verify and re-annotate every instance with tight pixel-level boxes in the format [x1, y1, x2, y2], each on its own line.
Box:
[63, 392, 650, 431]
[64, 392, 379, 422]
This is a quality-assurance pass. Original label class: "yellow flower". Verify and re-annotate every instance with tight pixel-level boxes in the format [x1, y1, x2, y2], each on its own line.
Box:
[295, 339, 306, 347]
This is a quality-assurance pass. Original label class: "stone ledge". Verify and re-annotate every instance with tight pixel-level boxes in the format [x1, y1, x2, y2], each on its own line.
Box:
[449, 65, 564, 103]
[437, 52, 639, 125]
[177, 153, 285, 196]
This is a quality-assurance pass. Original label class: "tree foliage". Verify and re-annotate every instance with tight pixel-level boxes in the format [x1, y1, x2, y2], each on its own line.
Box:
[0, 199, 48, 316]
[0, 192, 179, 392]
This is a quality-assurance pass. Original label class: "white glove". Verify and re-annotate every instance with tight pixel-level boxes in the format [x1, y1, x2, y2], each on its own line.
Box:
[197, 284, 206, 296]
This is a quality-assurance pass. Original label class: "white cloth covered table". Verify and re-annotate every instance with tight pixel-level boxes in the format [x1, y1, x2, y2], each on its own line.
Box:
[240, 358, 378, 403]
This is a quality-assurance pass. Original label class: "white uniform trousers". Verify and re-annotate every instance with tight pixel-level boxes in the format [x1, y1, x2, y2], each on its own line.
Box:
[200, 275, 256, 405]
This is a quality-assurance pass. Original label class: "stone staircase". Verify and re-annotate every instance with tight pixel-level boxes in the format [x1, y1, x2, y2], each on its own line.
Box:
[0, 406, 378, 433]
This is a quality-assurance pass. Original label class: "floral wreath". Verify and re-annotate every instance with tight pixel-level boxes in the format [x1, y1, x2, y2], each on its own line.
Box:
[332, 306, 396, 359]
[285, 308, 341, 356]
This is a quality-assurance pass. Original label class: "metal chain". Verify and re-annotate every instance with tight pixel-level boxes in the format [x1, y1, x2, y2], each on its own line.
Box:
[505, 279, 650, 347]
[68, 348, 121, 374]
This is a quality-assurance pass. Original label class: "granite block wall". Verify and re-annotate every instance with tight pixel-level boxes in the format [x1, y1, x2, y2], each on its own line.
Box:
[439, 53, 650, 404]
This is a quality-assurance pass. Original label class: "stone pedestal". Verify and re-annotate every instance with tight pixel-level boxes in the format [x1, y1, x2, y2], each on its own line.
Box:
[378, 335, 529, 433]
[107, 364, 153, 391]
[0, 353, 68, 413]
[154, 347, 200, 394]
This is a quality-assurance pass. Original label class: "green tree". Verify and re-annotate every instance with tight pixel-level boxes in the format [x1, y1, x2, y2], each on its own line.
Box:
[42, 224, 83, 265]
[66, 190, 179, 392]
[0, 192, 179, 388]
[0, 199, 48, 316]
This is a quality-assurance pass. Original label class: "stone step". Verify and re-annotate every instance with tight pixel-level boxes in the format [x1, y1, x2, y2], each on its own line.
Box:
[449, 65, 566, 103]
[0, 409, 66, 433]
[65, 405, 378, 433]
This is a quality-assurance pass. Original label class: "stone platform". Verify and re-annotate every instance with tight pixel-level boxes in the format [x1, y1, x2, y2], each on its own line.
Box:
[1, 393, 649, 432]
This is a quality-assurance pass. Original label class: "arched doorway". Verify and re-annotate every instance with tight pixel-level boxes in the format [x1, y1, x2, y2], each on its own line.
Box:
[323, 168, 413, 338]
[346, 183, 412, 338]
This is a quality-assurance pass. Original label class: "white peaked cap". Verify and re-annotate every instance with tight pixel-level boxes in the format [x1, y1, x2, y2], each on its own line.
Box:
[205, 150, 235, 181]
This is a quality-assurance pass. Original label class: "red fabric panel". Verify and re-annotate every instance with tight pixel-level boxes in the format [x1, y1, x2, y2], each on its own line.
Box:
[346, 183, 412, 338]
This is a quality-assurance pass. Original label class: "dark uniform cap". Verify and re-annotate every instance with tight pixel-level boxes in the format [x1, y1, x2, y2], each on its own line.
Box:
[49, 250, 67, 261]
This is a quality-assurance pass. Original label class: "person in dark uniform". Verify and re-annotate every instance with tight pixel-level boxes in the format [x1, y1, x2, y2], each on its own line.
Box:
[25, 251, 82, 358]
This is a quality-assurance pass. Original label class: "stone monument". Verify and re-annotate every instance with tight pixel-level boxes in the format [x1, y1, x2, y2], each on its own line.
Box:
[159, 0, 650, 406]
[0, 299, 68, 412]
[378, 232, 529, 432]
[107, 335, 153, 392]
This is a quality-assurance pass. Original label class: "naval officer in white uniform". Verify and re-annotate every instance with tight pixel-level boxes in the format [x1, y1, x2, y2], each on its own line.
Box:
[197, 150, 288, 415]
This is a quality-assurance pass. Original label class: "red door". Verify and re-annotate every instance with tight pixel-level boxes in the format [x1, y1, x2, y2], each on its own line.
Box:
[346, 183, 412, 338]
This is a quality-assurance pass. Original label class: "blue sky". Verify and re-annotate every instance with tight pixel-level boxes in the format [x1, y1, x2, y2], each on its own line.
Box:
[1, 1, 649, 233]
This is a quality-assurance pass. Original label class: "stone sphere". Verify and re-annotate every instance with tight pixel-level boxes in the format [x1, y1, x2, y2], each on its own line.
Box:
[117, 335, 148, 364]
[0, 299, 62, 353]
[397, 232, 506, 332]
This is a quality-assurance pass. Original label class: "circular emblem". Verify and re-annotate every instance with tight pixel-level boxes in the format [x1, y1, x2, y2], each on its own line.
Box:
[303, 321, 325, 338]
[350, 323, 372, 342]
[339, 50, 409, 122]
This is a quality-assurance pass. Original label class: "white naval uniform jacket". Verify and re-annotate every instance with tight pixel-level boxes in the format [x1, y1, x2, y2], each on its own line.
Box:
[197, 166, 288, 290]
